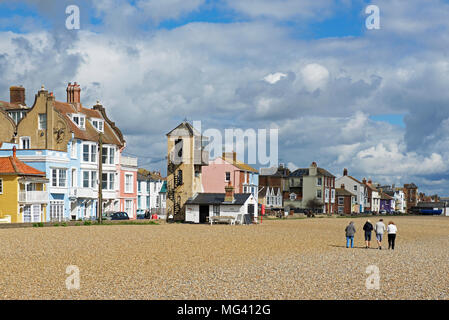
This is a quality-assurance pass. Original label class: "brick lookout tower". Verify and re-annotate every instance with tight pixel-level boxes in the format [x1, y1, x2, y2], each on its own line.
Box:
[166, 121, 209, 222]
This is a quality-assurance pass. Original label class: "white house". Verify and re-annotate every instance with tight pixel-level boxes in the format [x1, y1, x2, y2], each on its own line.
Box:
[336, 169, 366, 213]
[185, 187, 257, 224]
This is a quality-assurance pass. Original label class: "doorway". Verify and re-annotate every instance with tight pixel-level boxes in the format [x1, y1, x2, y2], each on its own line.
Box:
[199, 205, 209, 223]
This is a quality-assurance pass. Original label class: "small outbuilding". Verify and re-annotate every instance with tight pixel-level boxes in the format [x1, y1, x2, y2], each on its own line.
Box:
[185, 182, 257, 224]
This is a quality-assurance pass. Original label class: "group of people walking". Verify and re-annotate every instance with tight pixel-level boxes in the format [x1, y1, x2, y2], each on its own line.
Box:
[345, 219, 398, 250]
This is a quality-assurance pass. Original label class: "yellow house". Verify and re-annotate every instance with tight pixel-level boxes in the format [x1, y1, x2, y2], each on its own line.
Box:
[0, 147, 49, 223]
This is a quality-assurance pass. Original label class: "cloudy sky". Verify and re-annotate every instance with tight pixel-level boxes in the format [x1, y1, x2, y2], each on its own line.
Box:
[1, 0, 449, 196]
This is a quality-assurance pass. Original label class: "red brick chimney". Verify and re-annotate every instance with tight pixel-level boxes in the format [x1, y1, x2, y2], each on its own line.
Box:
[224, 180, 235, 202]
[343, 168, 348, 176]
[222, 151, 237, 163]
[67, 82, 81, 110]
[10, 86, 25, 105]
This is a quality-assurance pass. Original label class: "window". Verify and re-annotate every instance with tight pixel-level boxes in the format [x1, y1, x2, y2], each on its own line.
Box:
[38, 114, 47, 130]
[317, 189, 322, 198]
[72, 114, 85, 129]
[338, 206, 344, 214]
[102, 173, 115, 190]
[353, 185, 357, 191]
[331, 189, 335, 202]
[82, 170, 97, 188]
[91, 119, 104, 132]
[0, 179, 2, 194]
[225, 172, 230, 182]
[354, 195, 357, 202]
[102, 146, 115, 165]
[338, 197, 344, 205]
[125, 173, 134, 193]
[317, 177, 322, 186]
[82, 143, 97, 163]
[290, 193, 297, 201]
[20, 137, 30, 149]
[50, 201, 64, 222]
[71, 169, 77, 188]
[51, 168, 67, 187]
[213, 205, 220, 216]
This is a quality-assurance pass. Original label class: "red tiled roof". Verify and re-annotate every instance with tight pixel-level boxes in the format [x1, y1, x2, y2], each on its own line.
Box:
[0, 100, 28, 110]
[53, 101, 123, 146]
[0, 156, 45, 176]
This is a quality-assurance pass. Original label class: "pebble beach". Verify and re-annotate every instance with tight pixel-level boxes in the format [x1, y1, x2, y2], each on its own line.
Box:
[0, 216, 448, 300]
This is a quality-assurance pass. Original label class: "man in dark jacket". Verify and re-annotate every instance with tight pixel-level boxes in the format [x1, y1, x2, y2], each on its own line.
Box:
[363, 220, 374, 249]
[345, 221, 356, 248]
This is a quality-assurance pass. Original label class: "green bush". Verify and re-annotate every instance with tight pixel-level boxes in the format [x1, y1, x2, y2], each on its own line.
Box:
[75, 222, 80, 226]
[53, 223, 60, 227]
[33, 222, 44, 227]
[83, 220, 92, 226]
[61, 222, 67, 227]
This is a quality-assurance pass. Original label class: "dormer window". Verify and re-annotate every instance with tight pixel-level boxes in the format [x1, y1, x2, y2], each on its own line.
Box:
[71, 114, 85, 129]
[91, 119, 104, 133]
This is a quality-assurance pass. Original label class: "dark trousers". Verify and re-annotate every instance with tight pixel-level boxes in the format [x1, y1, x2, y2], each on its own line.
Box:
[388, 234, 396, 249]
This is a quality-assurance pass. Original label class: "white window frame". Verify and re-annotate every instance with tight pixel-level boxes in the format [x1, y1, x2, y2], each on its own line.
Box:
[91, 118, 104, 133]
[38, 113, 47, 130]
[316, 189, 322, 199]
[102, 172, 115, 191]
[317, 177, 322, 186]
[50, 200, 64, 222]
[125, 173, 134, 193]
[82, 142, 97, 163]
[19, 136, 30, 149]
[71, 114, 86, 129]
[82, 170, 98, 189]
[71, 168, 77, 188]
[125, 199, 133, 217]
[51, 168, 67, 188]
[102, 146, 116, 165]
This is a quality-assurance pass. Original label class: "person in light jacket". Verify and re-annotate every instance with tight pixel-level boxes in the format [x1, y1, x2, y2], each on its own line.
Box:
[374, 219, 386, 250]
[387, 221, 398, 250]
[345, 221, 356, 248]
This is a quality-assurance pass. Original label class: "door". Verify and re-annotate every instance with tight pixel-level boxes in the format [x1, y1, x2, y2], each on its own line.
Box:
[199, 205, 209, 223]
[32, 204, 40, 222]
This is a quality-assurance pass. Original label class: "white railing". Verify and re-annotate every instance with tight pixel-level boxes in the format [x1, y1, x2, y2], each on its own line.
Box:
[19, 191, 48, 203]
[69, 188, 97, 199]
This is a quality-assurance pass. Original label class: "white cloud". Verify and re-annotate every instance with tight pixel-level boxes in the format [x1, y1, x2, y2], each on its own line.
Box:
[300, 63, 329, 92]
[263, 72, 287, 84]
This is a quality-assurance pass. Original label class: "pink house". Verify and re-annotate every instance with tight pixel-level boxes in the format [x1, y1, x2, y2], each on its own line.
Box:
[118, 150, 138, 219]
[202, 152, 259, 202]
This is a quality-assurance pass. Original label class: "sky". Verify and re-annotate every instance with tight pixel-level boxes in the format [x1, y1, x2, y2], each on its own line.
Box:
[1, 0, 449, 196]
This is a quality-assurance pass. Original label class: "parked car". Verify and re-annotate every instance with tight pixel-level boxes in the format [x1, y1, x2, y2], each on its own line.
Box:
[379, 210, 387, 215]
[102, 211, 129, 220]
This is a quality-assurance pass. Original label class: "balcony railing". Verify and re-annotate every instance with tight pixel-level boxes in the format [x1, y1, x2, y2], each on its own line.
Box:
[19, 191, 48, 203]
[120, 156, 138, 167]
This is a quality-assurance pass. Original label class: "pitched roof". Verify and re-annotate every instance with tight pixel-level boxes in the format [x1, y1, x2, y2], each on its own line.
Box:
[186, 193, 252, 205]
[290, 167, 335, 178]
[336, 188, 355, 196]
[380, 192, 394, 200]
[346, 175, 363, 185]
[53, 101, 123, 146]
[0, 156, 45, 176]
[0, 100, 29, 110]
[221, 156, 258, 173]
[166, 121, 201, 137]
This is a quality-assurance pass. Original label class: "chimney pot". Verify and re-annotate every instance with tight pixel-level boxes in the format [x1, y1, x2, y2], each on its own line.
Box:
[343, 168, 348, 176]
[12, 146, 16, 158]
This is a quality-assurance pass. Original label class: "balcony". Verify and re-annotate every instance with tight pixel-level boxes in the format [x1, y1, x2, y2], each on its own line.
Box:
[19, 191, 48, 203]
[120, 156, 138, 167]
[69, 188, 97, 199]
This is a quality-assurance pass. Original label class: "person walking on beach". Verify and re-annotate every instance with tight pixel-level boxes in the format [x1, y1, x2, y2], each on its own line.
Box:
[345, 221, 356, 248]
[374, 219, 386, 250]
[363, 219, 374, 249]
[387, 221, 398, 250]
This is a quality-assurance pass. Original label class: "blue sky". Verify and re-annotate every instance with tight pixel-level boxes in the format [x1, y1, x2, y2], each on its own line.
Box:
[0, 0, 448, 196]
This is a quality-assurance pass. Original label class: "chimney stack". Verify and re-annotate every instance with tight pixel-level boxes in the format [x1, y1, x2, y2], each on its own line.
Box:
[67, 82, 81, 109]
[222, 151, 237, 163]
[10, 86, 25, 105]
[362, 178, 367, 184]
[341, 183, 345, 189]
[224, 181, 235, 202]
[12, 146, 16, 158]
[343, 168, 348, 176]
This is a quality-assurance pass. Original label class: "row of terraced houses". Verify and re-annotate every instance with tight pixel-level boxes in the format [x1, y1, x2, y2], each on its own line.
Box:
[0, 84, 165, 223]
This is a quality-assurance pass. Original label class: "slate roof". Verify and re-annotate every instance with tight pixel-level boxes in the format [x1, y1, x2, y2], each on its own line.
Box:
[336, 188, 355, 197]
[186, 193, 252, 205]
[166, 121, 201, 137]
[289, 167, 335, 178]
[0, 156, 46, 176]
[221, 157, 258, 173]
[0, 101, 28, 110]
